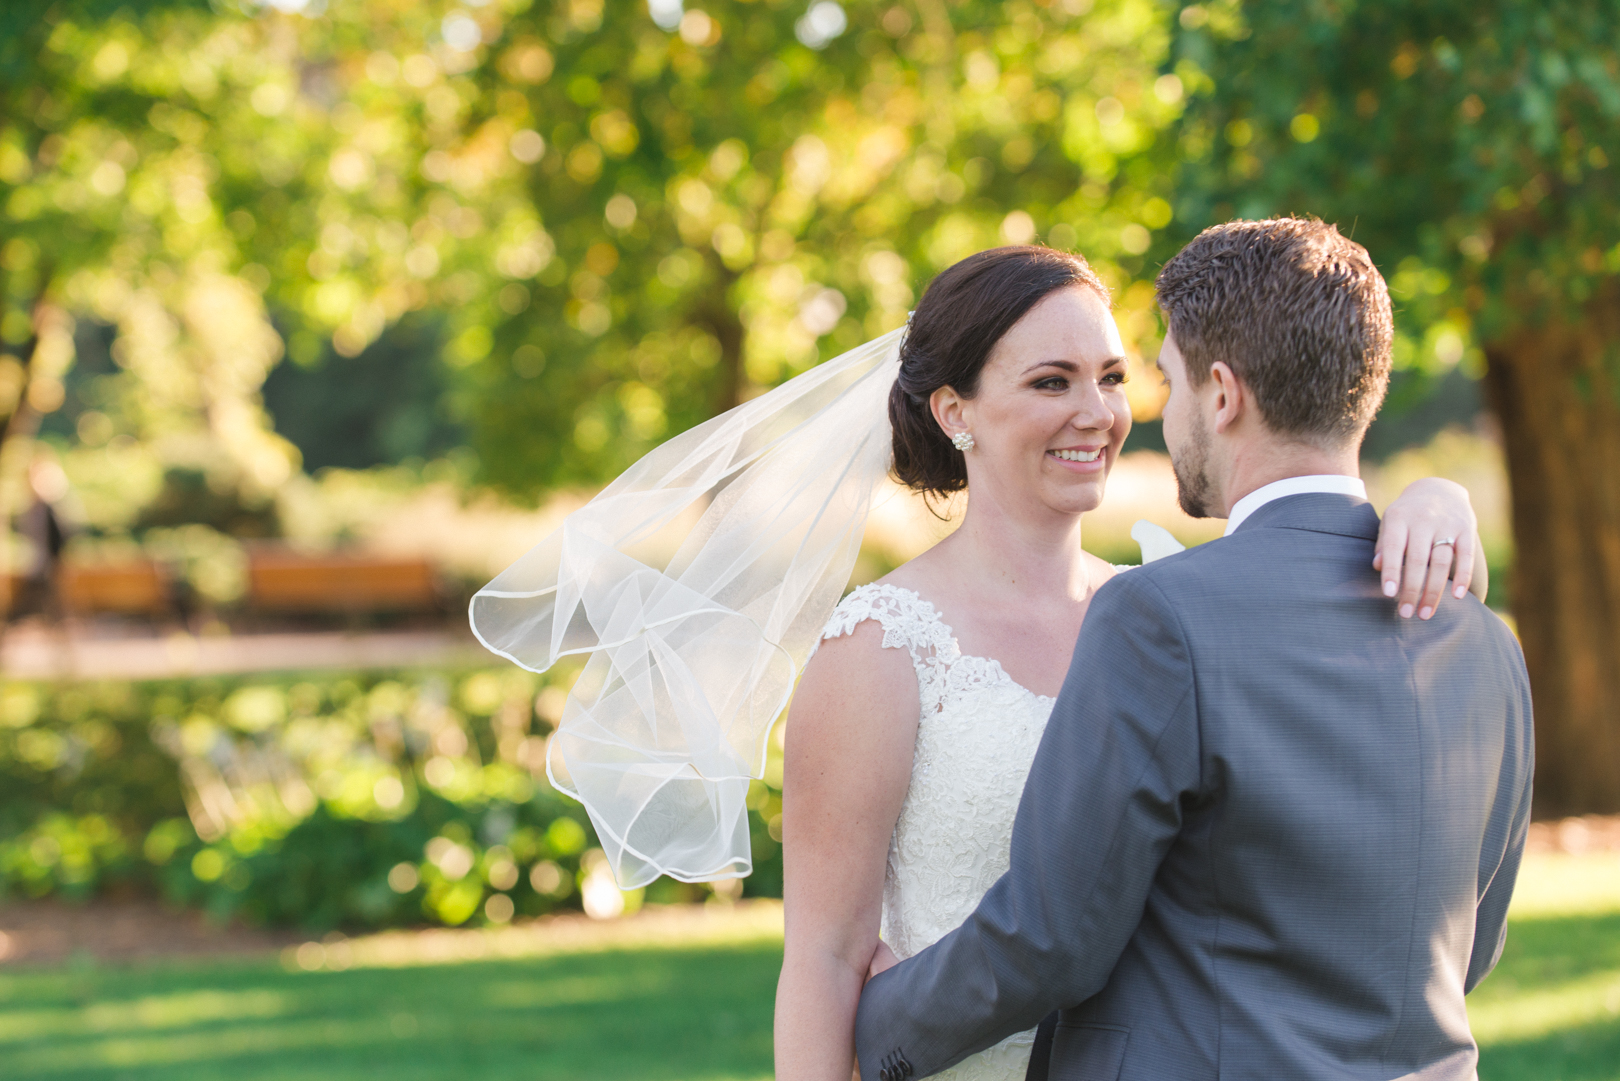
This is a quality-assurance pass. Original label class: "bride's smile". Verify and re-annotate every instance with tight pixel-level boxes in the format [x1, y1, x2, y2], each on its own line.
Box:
[1047, 446, 1103, 464]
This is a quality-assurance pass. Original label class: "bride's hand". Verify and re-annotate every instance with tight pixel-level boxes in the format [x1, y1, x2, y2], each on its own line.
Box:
[1374, 477, 1488, 618]
[866, 939, 900, 983]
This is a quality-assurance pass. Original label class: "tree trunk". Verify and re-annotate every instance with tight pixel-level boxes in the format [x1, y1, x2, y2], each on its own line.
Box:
[699, 258, 745, 416]
[708, 306, 746, 416]
[1482, 283, 1620, 816]
[0, 285, 52, 626]
[0, 269, 51, 448]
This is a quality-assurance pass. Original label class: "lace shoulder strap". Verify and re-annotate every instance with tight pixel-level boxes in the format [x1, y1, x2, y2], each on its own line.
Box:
[819, 583, 958, 668]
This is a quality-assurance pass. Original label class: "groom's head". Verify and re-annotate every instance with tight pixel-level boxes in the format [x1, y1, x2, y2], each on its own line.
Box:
[1153, 217, 1393, 518]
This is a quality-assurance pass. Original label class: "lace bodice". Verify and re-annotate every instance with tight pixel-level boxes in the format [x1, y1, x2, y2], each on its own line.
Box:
[820, 583, 1057, 1081]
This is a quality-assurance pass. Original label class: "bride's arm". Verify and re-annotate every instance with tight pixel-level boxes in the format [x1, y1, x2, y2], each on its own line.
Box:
[1376, 476, 1489, 618]
[776, 621, 920, 1081]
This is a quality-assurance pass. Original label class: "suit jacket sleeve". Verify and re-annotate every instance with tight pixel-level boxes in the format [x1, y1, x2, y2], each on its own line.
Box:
[1466, 665, 1534, 994]
[854, 568, 1203, 1080]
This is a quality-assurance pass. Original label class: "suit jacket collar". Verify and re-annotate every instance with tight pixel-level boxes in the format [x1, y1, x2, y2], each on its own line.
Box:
[1232, 492, 1379, 541]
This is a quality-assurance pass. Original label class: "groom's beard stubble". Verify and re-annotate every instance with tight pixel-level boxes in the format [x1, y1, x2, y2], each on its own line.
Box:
[1171, 411, 1215, 519]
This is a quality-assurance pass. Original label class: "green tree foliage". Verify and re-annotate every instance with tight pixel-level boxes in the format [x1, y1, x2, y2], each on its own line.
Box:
[7, 0, 1198, 517]
[416, 0, 1190, 493]
[8, 1, 1190, 502]
[1, 0, 306, 541]
[1172, 0, 1617, 337]
[1171, 0, 1620, 812]
[3, 1, 524, 559]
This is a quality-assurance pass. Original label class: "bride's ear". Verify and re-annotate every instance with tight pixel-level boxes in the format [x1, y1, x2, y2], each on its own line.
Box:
[929, 385, 970, 443]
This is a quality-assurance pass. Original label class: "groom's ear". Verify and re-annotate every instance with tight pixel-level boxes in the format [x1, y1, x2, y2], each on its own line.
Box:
[1208, 360, 1247, 434]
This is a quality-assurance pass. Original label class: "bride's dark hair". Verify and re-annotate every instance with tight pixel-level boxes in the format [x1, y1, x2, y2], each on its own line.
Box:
[890, 245, 1111, 497]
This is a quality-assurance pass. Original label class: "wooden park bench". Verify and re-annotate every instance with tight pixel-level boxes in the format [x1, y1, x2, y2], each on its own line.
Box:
[3, 565, 171, 617]
[246, 551, 441, 614]
[0, 574, 24, 615]
[58, 561, 172, 616]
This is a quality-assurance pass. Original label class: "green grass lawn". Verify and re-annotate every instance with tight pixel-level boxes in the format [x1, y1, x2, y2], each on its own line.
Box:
[1471, 852, 1620, 1080]
[2, 854, 1617, 1081]
[0, 919, 783, 1081]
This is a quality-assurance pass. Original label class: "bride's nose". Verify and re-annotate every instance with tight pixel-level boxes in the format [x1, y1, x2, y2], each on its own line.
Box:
[1068, 379, 1116, 432]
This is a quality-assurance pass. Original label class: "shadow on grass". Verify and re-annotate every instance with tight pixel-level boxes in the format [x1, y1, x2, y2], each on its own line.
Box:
[0, 940, 784, 1081]
[1479, 1017, 1620, 1081]
[1473, 911, 1620, 1081]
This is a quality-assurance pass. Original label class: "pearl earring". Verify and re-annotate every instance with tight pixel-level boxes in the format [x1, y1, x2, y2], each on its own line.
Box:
[951, 431, 975, 452]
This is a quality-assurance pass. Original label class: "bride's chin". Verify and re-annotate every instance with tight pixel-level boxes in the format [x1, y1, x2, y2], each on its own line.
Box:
[1048, 479, 1106, 516]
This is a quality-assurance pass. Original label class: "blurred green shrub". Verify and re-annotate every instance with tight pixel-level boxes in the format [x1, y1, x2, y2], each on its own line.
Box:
[0, 679, 183, 899]
[0, 667, 784, 931]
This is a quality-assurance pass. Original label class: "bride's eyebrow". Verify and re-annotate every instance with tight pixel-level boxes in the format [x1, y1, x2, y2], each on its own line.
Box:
[1020, 356, 1129, 376]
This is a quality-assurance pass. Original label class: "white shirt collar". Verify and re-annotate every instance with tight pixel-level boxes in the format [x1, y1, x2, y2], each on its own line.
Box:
[1224, 474, 1368, 536]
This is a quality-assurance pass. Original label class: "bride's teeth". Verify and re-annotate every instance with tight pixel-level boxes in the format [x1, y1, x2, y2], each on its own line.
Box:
[1051, 449, 1101, 462]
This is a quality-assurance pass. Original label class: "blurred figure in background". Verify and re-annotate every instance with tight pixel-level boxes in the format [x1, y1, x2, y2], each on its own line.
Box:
[14, 452, 72, 622]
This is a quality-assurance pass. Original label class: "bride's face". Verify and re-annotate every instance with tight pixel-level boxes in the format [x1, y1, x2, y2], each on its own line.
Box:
[933, 285, 1131, 518]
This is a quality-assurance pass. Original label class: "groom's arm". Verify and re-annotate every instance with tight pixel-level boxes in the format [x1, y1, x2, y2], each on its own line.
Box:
[1467, 665, 1534, 993]
[853, 569, 1201, 1080]
[1465, 771, 1529, 992]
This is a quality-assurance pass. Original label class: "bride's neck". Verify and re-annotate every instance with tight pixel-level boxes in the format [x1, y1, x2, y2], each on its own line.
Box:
[942, 499, 1092, 602]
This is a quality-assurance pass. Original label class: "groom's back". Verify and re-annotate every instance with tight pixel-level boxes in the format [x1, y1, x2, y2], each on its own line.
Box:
[1076, 492, 1532, 1080]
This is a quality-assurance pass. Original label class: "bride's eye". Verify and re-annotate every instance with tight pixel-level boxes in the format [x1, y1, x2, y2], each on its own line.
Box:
[1102, 370, 1128, 386]
[1032, 376, 1069, 391]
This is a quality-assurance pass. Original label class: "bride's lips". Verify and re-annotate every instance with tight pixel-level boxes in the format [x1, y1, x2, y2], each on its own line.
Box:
[1046, 445, 1108, 473]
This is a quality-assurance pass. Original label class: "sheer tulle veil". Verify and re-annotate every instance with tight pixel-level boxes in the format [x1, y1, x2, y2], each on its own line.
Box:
[470, 327, 905, 888]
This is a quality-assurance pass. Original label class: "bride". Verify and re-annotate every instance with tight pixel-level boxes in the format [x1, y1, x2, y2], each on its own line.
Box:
[770, 246, 1483, 1080]
[469, 242, 1482, 1081]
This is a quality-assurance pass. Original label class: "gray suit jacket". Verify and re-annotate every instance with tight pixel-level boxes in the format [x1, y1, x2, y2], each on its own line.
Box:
[854, 494, 1533, 1081]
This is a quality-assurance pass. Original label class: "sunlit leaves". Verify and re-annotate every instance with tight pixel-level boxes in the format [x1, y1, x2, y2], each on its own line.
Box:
[2, 0, 1204, 505]
[1174, 0, 1620, 342]
[429, 0, 1194, 494]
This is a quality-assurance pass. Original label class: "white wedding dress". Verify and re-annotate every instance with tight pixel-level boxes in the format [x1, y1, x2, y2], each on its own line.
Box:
[820, 582, 1076, 1080]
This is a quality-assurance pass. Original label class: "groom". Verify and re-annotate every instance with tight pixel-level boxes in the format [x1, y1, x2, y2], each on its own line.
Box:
[853, 218, 1534, 1081]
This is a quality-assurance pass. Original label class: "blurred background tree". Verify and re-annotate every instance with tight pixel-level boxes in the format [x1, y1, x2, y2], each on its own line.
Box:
[1, 0, 311, 579]
[4, 0, 537, 581]
[1172, 0, 1620, 814]
[440, 0, 1186, 493]
[8, 0, 1188, 520]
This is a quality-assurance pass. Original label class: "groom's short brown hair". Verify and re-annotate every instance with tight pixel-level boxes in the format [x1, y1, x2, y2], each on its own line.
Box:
[1155, 217, 1394, 444]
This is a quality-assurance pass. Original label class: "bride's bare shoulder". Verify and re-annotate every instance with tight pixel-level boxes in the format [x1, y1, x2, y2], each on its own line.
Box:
[783, 596, 924, 857]
[789, 626, 918, 778]
[793, 588, 922, 738]
[802, 608, 914, 700]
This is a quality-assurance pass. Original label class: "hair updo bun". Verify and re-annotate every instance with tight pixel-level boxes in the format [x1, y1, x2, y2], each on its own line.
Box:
[889, 245, 1110, 497]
